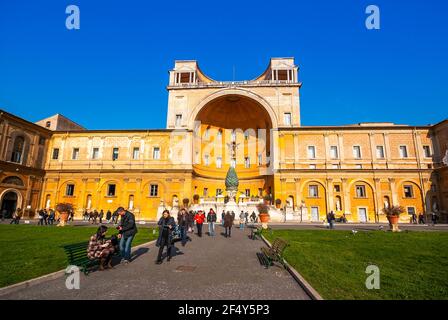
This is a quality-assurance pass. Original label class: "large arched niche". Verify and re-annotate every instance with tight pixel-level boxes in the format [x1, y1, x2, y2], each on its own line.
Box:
[195, 94, 273, 130]
[189, 88, 278, 129]
[191, 92, 275, 196]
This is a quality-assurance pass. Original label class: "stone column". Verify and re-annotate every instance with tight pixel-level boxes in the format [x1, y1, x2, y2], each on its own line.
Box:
[293, 133, 299, 169]
[326, 178, 334, 212]
[373, 178, 381, 222]
[389, 178, 398, 205]
[342, 178, 351, 215]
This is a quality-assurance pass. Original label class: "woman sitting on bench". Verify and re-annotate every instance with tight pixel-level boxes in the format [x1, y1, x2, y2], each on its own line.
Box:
[87, 225, 116, 270]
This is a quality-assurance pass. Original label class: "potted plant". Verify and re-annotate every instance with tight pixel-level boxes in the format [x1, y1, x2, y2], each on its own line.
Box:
[275, 198, 282, 209]
[182, 198, 190, 209]
[382, 205, 405, 232]
[193, 194, 200, 204]
[56, 203, 74, 227]
[256, 202, 270, 227]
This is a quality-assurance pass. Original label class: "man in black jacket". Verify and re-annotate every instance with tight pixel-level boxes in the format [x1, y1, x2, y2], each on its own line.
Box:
[116, 207, 138, 264]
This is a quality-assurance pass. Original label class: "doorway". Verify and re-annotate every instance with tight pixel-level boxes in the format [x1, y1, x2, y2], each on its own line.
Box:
[1, 191, 18, 219]
[358, 207, 368, 223]
[311, 206, 319, 222]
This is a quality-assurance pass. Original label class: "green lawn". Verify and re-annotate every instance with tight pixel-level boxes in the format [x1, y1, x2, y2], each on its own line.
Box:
[265, 230, 448, 300]
[0, 224, 158, 288]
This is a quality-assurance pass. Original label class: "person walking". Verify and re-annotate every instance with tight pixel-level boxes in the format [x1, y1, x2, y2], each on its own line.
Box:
[188, 210, 195, 233]
[93, 210, 99, 224]
[37, 209, 44, 225]
[43, 209, 48, 225]
[194, 210, 205, 237]
[239, 211, 245, 230]
[106, 210, 112, 223]
[221, 210, 225, 226]
[48, 209, 55, 225]
[224, 211, 234, 238]
[112, 210, 119, 225]
[99, 209, 104, 224]
[418, 212, 425, 224]
[116, 207, 138, 264]
[327, 210, 336, 229]
[156, 209, 176, 264]
[431, 212, 438, 225]
[411, 211, 417, 224]
[177, 208, 189, 246]
[244, 211, 249, 225]
[250, 211, 256, 223]
[207, 208, 217, 236]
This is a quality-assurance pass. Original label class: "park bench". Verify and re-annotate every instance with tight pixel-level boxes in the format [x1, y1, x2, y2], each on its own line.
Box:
[257, 238, 289, 269]
[63, 242, 98, 275]
[63, 239, 119, 275]
[250, 226, 272, 240]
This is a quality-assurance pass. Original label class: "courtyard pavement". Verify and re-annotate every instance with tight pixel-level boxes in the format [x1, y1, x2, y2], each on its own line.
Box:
[0, 225, 310, 300]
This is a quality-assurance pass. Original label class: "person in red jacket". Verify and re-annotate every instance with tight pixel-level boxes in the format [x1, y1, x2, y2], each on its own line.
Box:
[194, 210, 205, 237]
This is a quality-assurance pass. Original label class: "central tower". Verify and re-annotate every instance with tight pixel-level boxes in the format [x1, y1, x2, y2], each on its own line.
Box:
[166, 58, 302, 202]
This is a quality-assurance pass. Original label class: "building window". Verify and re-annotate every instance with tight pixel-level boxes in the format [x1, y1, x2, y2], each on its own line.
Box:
[353, 146, 361, 159]
[216, 189, 223, 196]
[244, 157, 250, 168]
[216, 156, 222, 169]
[112, 148, 119, 161]
[11, 136, 25, 163]
[153, 147, 160, 160]
[245, 189, 250, 197]
[308, 185, 318, 197]
[66, 184, 75, 196]
[330, 146, 338, 159]
[204, 154, 210, 166]
[39, 136, 46, 145]
[407, 207, 416, 216]
[355, 164, 362, 169]
[132, 147, 140, 160]
[399, 146, 408, 158]
[72, 148, 79, 160]
[175, 114, 182, 127]
[107, 184, 116, 196]
[307, 146, 316, 159]
[92, 148, 99, 160]
[284, 113, 292, 125]
[150, 184, 158, 197]
[355, 185, 366, 198]
[334, 185, 341, 192]
[45, 121, 51, 128]
[52, 148, 59, 160]
[423, 146, 431, 158]
[309, 164, 316, 169]
[376, 146, 385, 159]
[203, 188, 208, 197]
[404, 185, 413, 198]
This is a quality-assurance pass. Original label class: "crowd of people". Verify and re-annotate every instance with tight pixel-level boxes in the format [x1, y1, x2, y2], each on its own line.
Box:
[82, 209, 119, 225]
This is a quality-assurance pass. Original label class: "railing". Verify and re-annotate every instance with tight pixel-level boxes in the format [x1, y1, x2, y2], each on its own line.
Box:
[168, 79, 299, 89]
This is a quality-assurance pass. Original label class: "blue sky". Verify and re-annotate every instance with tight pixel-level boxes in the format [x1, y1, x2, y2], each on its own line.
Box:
[0, 0, 447, 129]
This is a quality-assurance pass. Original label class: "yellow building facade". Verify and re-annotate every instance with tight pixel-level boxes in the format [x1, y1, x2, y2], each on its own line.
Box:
[1, 58, 447, 222]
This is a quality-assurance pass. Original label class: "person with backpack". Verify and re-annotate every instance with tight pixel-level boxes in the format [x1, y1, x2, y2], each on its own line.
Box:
[224, 211, 234, 238]
[194, 210, 205, 237]
[156, 209, 176, 264]
[207, 208, 217, 237]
